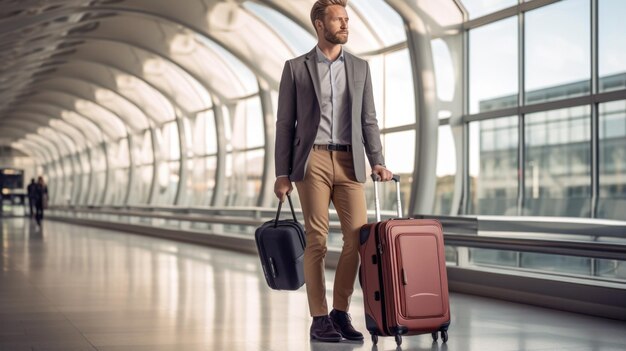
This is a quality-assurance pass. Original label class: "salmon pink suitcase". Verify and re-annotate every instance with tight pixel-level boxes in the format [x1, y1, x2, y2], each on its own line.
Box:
[359, 175, 450, 346]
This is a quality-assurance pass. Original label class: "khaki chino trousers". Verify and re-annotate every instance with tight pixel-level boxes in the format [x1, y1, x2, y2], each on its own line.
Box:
[295, 147, 368, 317]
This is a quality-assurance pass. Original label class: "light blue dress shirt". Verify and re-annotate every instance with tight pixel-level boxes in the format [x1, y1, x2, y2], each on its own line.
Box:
[314, 46, 351, 145]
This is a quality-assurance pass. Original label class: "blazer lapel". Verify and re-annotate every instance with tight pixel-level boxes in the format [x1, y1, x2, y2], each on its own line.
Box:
[304, 48, 322, 109]
[344, 52, 355, 104]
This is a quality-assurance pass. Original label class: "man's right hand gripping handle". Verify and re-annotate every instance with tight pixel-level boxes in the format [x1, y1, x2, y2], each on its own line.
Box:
[274, 177, 293, 202]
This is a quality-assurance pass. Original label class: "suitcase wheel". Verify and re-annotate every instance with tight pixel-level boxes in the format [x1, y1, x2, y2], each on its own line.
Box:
[395, 334, 402, 346]
[431, 332, 438, 342]
[441, 330, 448, 343]
[371, 334, 378, 345]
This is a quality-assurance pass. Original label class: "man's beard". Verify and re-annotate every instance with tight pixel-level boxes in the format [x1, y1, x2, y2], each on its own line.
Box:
[324, 28, 348, 45]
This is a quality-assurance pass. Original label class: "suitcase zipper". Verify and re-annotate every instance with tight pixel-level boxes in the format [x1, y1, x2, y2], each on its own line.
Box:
[373, 223, 393, 336]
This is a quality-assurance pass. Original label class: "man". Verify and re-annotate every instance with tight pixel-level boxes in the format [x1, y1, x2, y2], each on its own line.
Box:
[274, 0, 393, 343]
[27, 178, 36, 217]
[34, 176, 48, 226]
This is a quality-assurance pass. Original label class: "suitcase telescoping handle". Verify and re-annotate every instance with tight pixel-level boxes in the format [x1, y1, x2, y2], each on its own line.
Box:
[274, 194, 298, 227]
[370, 173, 402, 222]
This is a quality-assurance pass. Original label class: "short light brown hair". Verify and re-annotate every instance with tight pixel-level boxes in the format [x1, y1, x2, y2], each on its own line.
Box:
[310, 0, 348, 29]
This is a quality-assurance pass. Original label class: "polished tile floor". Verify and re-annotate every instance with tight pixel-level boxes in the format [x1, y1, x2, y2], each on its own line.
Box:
[1, 218, 625, 351]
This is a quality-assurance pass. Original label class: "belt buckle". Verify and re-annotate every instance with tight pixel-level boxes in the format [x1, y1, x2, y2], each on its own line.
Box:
[328, 144, 338, 151]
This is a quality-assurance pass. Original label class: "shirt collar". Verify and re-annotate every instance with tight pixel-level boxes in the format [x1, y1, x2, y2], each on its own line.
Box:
[316, 46, 344, 63]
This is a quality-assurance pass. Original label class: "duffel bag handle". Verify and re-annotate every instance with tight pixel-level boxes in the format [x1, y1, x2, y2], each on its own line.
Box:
[274, 194, 298, 227]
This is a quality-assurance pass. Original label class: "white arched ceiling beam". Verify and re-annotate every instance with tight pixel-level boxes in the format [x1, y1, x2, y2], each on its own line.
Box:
[1, 8, 258, 105]
[11, 112, 88, 151]
[14, 99, 112, 204]
[34, 60, 175, 125]
[70, 12, 254, 102]
[23, 91, 129, 140]
[24, 130, 61, 166]
[7, 137, 47, 163]
[77, 38, 211, 115]
[0, 129, 43, 160]
[19, 88, 134, 144]
[0, 3, 264, 95]
[85, 2, 290, 90]
[34, 77, 152, 132]
[14, 102, 105, 145]
[3, 118, 75, 160]
[4, 36, 212, 126]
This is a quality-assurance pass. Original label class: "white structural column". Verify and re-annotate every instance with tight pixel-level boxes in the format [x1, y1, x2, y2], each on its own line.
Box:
[258, 79, 275, 207]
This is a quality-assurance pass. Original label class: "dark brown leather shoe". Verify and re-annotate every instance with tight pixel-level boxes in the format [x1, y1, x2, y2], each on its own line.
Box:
[310, 316, 342, 342]
[330, 309, 364, 341]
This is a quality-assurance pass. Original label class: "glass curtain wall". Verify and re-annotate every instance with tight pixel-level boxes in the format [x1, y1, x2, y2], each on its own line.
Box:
[463, 0, 626, 220]
[183, 109, 217, 207]
[128, 130, 154, 205]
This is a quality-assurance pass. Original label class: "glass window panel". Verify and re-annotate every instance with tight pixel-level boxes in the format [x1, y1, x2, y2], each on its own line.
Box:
[599, 0, 626, 92]
[90, 144, 106, 172]
[79, 173, 90, 205]
[131, 130, 154, 166]
[152, 161, 180, 205]
[50, 120, 86, 151]
[246, 98, 264, 149]
[524, 107, 591, 217]
[598, 101, 626, 220]
[75, 100, 127, 139]
[198, 37, 258, 96]
[350, 0, 405, 46]
[435, 125, 457, 215]
[94, 88, 150, 132]
[470, 17, 518, 114]
[469, 117, 518, 215]
[106, 168, 129, 205]
[431, 39, 455, 103]
[61, 111, 103, 143]
[222, 153, 233, 206]
[227, 150, 263, 206]
[56, 130, 77, 156]
[200, 110, 217, 155]
[461, 0, 517, 19]
[180, 37, 247, 101]
[89, 171, 106, 205]
[108, 139, 130, 169]
[161, 122, 180, 161]
[231, 97, 264, 150]
[76, 151, 87, 174]
[243, 2, 316, 55]
[525, 0, 590, 104]
[128, 165, 153, 205]
[521, 252, 591, 276]
[384, 49, 415, 128]
[595, 259, 626, 281]
[142, 56, 212, 114]
[116, 74, 175, 123]
[184, 156, 217, 207]
[71, 157, 82, 205]
[365, 131, 414, 216]
[206, 7, 293, 85]
[469, 248, 518, 267]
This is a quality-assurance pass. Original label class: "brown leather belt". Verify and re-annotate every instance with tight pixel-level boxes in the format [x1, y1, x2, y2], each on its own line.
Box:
[313, 144, 352, 152]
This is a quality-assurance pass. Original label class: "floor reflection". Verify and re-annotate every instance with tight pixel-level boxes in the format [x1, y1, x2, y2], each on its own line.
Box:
[0, 218, 624, 351]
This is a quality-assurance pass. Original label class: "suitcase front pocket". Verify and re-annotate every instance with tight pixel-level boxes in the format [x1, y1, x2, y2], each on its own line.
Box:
[396, 234, 445, 319]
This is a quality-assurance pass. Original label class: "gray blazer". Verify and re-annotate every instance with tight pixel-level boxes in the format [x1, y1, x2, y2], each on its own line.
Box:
[275, 47, 385, 183]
